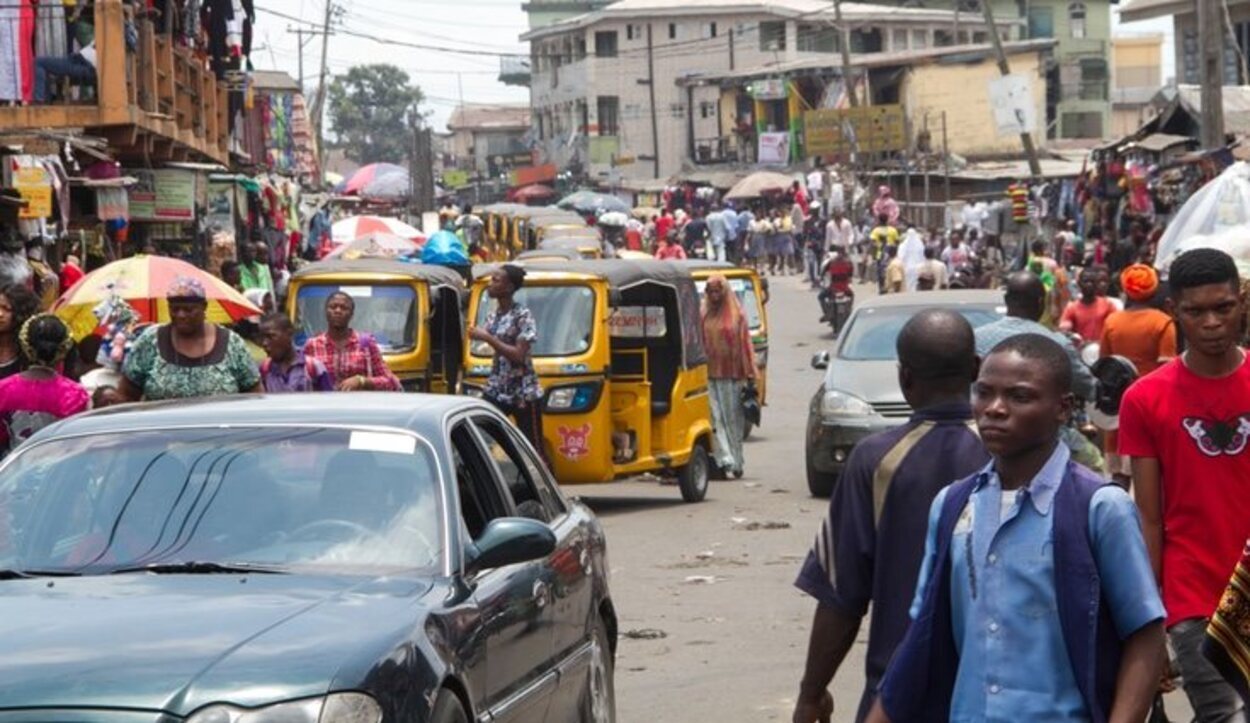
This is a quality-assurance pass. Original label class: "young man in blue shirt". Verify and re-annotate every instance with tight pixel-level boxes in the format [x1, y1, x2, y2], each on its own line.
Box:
[868, 333, 1165, 723]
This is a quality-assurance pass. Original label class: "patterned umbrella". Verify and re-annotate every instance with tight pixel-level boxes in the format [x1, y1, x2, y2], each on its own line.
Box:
[331, 215, 425, 244]
[724, 171, 798, 200]
[52, 256, 261, 340]
[325, 232, 422, 260]
[557, 191, 630, 215]
[337, 163, 410, 201]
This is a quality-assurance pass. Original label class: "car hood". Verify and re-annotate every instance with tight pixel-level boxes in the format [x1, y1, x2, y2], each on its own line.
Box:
[0, 573, 434, 715]
[823, 358, 903, 403]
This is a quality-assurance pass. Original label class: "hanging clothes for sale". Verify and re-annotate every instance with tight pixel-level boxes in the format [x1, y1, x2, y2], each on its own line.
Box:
[0, 0, 35, 102]
[34, 0, 67, 60]
[1007, 182, 1029, 223]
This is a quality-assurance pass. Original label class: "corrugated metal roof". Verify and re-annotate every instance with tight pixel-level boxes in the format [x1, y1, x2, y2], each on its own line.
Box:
[522, 0, 1016, 41]
[446, 103, 531, 131]
[1129, 133, 1196, 153]
[1175, 85, 1250, 135]
[1118, 0, 1198, 22]
[250, 70, 301, 92]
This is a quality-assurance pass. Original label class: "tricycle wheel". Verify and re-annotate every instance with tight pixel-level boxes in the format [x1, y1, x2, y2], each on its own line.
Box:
[677, 443, 710, 502]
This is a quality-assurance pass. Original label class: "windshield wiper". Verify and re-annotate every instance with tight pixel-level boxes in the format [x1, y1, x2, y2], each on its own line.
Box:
[108, 561, 287, 576]
[0, 569, 83, 579]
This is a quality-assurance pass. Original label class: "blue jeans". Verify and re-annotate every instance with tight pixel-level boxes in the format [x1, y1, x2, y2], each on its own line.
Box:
[35, 55, 96, 103]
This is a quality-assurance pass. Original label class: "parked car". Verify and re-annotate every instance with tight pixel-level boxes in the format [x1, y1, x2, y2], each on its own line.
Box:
[805, 290, 1005, 497]
[0, 394, 615, 723]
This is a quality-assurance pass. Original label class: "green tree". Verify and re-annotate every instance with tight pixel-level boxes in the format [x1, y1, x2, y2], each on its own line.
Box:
[328, 64, 425, 164]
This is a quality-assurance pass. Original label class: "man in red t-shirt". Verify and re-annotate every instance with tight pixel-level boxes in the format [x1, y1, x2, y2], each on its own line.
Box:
[654, 209, 674, 248]
[1119, 248, 1250, 721]
[1059, 265, 1115, 343]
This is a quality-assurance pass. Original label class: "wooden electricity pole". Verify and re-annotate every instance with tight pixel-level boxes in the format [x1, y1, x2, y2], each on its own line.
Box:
[1198, 0, 1226, 150]
[833, 0, 859, 107]
[645, 24, 660, 179]
[980, 0, 1042, 178]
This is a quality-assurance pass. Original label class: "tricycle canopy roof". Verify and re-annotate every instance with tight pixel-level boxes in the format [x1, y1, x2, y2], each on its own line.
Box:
[293, 259, 465, 288]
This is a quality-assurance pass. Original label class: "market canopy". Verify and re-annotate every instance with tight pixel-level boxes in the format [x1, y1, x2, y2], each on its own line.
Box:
[724, 171, 799, 200]
[557, 190, 630, 215]
[325, 232, 422, 261]
[332, 215, 425, 244]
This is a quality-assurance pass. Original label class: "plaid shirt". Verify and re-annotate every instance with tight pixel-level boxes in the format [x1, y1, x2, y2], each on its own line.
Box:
[303, 331, 400, 391]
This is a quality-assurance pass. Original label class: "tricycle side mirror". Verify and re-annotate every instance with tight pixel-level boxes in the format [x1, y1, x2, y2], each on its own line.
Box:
[811, 351, 831, 370]
[464, 518, 556, 575]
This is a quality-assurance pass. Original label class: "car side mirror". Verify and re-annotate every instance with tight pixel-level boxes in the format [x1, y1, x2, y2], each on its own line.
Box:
[465, 518, 556, 575]
[811, 351, 830, 370]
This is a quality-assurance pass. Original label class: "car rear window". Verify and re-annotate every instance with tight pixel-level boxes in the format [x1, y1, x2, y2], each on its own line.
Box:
[838, 306, 1003, 361]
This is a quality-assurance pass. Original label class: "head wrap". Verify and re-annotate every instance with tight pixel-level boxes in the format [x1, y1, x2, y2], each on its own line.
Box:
[1121, 264, 1159, 302]
[166, 276, 207, 301]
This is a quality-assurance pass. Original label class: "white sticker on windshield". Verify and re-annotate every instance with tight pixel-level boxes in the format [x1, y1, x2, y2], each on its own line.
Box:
[349, 431, 417, 455]
[339, 286, 374, 298]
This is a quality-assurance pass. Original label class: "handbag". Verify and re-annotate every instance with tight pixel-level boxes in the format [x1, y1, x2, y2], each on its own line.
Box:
[741, 381, 761, 426]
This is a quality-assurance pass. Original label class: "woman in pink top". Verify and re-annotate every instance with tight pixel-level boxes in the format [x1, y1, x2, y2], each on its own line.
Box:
[0, 314, 89, 457]
[653, 233, 687, 260]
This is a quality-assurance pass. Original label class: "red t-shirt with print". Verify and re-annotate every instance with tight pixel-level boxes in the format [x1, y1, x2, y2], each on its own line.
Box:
[1118, 355, 1250, 626]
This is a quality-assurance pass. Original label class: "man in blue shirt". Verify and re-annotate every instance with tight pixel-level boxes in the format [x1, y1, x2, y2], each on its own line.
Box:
[868, 334, 1165, 723]
[794, 309, 989, 723]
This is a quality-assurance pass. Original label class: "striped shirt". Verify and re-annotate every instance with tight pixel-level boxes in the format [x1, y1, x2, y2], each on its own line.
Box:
[796, 402, 988, 722]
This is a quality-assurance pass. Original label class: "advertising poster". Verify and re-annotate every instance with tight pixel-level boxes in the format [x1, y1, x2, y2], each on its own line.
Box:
[129, 169, 196, 221]
[757, 132, 790, 165]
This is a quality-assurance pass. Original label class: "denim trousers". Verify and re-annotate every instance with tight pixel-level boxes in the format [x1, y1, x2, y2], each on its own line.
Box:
[1171, 617, 1248, 723]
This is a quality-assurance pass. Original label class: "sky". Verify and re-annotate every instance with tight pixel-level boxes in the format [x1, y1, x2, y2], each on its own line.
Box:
[250, 1, 1178, 134]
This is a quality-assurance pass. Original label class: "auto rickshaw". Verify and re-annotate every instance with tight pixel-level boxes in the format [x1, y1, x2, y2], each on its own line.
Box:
[516, 209, 585, 253]
[287, 259, 466, 393]
[463, 259, 714, 502]
[533, 235, 606, 260]
[480, 203, 526, 261]
[681, 260, 770, 437]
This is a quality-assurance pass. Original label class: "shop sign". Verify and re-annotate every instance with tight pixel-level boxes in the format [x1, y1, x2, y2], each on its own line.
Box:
[510, 164, 558, 186]
[748, 78, 789, 101]
[442, 170, 470, 189]
[758, 131, 790, 165]
[804, 105, 907, 156]
[129, 169, 197, 222]
[12, 162, 52, 219]
[988, 73, 1037, 135]
[205, 181, 235, 230]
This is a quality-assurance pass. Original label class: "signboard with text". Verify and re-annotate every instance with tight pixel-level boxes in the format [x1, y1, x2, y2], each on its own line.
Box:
[128, 169, 196, 222]
[748, 79, 788, 100]
[14, 165, 51, 219]
[804, 105, 907, 156]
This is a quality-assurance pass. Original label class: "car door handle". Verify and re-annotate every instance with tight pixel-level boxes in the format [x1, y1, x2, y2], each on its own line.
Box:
[533, 580, 548, 609]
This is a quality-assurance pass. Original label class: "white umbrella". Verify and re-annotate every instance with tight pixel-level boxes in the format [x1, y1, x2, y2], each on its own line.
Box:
[331, 215, 425, 244]
[724, 171, 799, 200]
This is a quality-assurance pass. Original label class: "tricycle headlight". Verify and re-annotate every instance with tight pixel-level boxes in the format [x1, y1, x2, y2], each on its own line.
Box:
[545, 382, 601, 413]
[186, 694, 381, 723]
[821, 388, 874, 418]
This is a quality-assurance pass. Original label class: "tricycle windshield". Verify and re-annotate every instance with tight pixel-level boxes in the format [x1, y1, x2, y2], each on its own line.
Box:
[295, 284, 418, 352]
[0, 427, 443, 575]
[474, 284, 596, 357]
[696, 278, 762, 332]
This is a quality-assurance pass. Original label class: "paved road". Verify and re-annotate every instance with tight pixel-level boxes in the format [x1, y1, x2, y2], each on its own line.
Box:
[577, 274, 1194, 722]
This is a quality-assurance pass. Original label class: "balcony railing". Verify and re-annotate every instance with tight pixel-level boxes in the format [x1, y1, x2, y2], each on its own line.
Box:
[0, 0, 231, 165]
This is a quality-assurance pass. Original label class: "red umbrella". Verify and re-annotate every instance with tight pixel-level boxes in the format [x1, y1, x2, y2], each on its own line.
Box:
[511, 183, 556, 204]
[337, 163, 410, 200]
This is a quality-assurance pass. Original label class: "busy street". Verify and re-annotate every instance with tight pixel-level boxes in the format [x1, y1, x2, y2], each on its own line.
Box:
[4, 0, 1250, 722]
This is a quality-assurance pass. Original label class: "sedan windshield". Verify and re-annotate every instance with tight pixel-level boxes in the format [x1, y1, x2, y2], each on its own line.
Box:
[839, 306, 1002, 361]
[474, 285, 596, 357]
[0, 427, 443, 575]
[296, 284, 418, 352]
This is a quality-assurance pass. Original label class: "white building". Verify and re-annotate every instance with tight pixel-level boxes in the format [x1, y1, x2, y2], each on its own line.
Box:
[522, 0, 1019, 181]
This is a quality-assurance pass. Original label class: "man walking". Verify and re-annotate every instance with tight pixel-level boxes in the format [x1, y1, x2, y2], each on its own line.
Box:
[707, 206, 730, 262]
[869, 334, 1165, 723]
[258, 314, 333, 393]
[1119, 248, 1250, 723]
[794, 310, 988, 723]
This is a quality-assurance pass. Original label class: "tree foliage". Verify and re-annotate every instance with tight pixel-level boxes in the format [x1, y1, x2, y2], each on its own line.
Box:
[328, 64, 425, 165]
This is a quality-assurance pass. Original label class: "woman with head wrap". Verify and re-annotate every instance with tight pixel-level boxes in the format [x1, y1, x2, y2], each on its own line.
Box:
[700, 274, 757, 478]
[469, 264, 547, 461]
[0, 314, 89, 456]
[1099, 263, 1177, 485]
[898, 227, 927, 292]
[120, 277, 261, 401]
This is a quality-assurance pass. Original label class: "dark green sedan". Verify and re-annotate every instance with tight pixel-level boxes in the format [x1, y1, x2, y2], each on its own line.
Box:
[0, 394, 616, 723]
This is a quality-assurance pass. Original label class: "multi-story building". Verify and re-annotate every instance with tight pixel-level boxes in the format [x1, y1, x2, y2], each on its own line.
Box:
[1110, 35, 1164, 137]
[1120, 0, 1250, 87]
[872, 0, 1113, 139]
[523, 0, 613, 29]
[446, 104, 533, 178]
[523, 0, 1019, 180]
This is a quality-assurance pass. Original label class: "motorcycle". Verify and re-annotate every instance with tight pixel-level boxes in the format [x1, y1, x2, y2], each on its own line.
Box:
[818, 252, 855, 334]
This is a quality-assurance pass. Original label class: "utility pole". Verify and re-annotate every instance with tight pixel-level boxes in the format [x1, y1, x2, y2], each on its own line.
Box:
[980, 0, 1042, 178]
[310, 1, 338, 171]
[832, 0, 858, 107]
[286, 26, 324, 92]
[645, 23, 660, 179]
[1198, 0, 1226, 150]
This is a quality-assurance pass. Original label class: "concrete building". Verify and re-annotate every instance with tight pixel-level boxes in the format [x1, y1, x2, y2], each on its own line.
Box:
[446, 103, 533, 178]
[872, 0, 1114, 139]
[523, 0, 1018, 180]
[1120, 0, 1250, 87]
[1110, 35, 1164, 137]
[523, 0, 612, 29]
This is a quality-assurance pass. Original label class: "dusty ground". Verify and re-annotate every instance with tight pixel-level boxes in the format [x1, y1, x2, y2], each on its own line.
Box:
[575, 274, 1194, 722]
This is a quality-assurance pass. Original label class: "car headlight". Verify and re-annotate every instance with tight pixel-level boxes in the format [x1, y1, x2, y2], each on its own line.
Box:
[545, 381, 602, 413]
[821, 388, 874, 418]
[186, 694, 381, 723]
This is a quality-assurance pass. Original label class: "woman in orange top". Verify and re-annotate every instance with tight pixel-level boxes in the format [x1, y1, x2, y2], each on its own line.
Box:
[1101, 263, 1177, 485]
